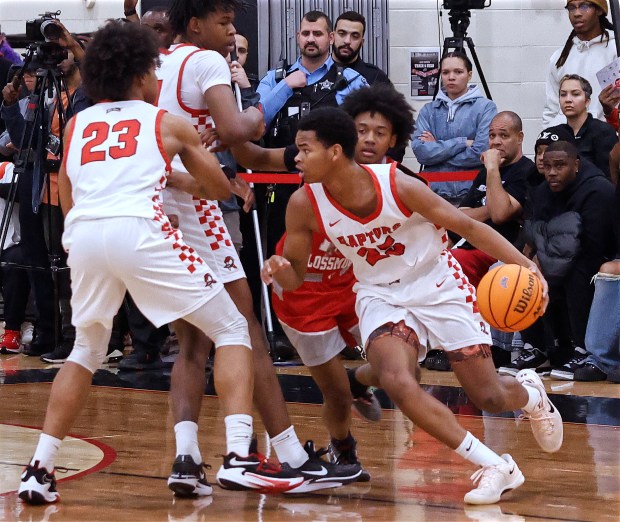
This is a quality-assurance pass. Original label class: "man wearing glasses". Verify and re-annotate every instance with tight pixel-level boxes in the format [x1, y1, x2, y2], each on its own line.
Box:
[543, 0, 617, 127]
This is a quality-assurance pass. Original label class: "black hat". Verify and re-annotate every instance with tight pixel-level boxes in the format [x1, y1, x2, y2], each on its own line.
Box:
[535, 125, 575, 152]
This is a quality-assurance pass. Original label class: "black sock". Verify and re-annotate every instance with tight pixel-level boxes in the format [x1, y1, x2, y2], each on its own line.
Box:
[347, 368, 368, 398]
[331, 432, 355, 452]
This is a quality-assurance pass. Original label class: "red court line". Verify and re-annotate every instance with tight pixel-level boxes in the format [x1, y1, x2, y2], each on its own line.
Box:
[238, 170, 478, 184]
[0, 422, 117, 496]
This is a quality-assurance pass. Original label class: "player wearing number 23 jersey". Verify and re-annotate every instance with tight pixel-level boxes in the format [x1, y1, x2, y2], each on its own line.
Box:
[62, 100, 224, 328]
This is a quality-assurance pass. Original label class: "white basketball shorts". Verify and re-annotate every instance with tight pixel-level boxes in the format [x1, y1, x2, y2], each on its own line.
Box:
[279, 321, 361, 367]
[63, 216, 224, 329]
[355, 250, 492, 361]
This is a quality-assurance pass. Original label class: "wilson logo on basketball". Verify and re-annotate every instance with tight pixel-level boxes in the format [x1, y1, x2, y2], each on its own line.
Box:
[476, 264, 543, 333]
[512, 273, 535, 314]
[223, 256, 237, 270]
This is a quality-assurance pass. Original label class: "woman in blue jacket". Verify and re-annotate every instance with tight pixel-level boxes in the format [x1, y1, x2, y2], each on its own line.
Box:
[412, 52, 497, 205]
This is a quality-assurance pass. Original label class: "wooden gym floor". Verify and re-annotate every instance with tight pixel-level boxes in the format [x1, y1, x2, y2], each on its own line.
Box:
[0, 352, 618, 521]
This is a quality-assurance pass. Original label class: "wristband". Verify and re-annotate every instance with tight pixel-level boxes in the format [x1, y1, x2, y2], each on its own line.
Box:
[124, 7, 137, 16]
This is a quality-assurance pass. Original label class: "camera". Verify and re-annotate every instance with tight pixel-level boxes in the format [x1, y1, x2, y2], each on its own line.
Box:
[444, 0, 490, 9]
[26, 12, 63, 43]
[24, 11, 68, 68]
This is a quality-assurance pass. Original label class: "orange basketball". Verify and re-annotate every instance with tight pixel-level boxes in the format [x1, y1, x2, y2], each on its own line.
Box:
[476, 264, 544, 333]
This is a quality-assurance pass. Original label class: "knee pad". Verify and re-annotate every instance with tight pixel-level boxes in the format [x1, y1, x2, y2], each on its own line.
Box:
[66, 323, 111, 373]
[211, 313, 251, 350]
[184, 297, 251, 350]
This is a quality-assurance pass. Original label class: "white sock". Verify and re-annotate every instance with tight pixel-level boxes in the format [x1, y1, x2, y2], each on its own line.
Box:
[174, 421, 202, 464]
[270, 426, 308, 469]
[455, 432, 505, 467]
[224, 414, 253, 456]
[521, 384, 543, 413]
[31, 433, 62, 471]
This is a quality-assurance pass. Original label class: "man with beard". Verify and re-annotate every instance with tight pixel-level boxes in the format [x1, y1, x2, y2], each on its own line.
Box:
[257, 10, 367, 133]
[256, 11, 368, 354]
[332, 11, 391, 86]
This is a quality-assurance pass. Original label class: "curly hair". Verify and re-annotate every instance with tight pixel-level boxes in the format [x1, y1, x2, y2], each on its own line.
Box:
[168, 0, 246, 36]
[297, 107, 358, 159]
[82, 21, 160, 102]
[340, 84, 415, 151]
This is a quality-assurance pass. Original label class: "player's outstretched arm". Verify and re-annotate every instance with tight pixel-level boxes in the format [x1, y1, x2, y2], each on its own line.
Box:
[162, 112, 231, 201]
[261, 188, 315, 290]
[204, 85, 265, 145]
[230, 141, 287, 172]
[395, 172, 549, 308]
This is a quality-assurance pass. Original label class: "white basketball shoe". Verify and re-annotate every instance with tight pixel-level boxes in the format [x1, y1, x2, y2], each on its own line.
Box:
[464, 454, 525, 505]
[516, 369, 563, 453]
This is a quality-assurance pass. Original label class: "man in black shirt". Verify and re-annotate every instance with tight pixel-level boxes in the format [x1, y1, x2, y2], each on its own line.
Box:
[332, 11, 391, 86]
[524, 141, 616, 380]
[453, 111, 533, 287]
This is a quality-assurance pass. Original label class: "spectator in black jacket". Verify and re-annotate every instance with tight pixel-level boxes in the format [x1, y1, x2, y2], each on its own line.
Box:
[559, 74, 617, 177]
[332, 11, 391, 86]
[523, 141, 616, 380]
[331, 11, 405, 163]
[452, 111, 532, 287]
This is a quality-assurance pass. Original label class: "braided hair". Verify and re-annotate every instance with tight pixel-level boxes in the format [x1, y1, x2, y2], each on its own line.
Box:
[555, 14, 612, 68]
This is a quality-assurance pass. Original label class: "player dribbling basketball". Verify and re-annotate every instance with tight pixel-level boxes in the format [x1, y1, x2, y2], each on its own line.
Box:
[262, 107, 565, 505]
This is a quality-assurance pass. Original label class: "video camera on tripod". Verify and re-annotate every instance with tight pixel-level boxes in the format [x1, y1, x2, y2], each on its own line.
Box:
[0, 10, 78, 352]
[434, 0, 493, 99]
[24, 11, 68, 70]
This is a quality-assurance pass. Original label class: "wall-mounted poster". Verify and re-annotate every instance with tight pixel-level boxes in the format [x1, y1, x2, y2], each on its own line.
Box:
[411, 47, 440, 99]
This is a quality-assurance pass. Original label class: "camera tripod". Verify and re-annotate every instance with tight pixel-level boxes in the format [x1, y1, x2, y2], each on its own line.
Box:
[0, 45, 74, 352]
[435, 8, 492, 100]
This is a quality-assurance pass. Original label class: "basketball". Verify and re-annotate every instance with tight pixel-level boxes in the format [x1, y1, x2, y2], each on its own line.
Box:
[476, 264, 544, 333]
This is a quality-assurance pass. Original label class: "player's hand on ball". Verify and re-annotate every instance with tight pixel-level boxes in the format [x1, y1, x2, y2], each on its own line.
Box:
[261, 255, 291, 284]
[528, 263, 549, 313]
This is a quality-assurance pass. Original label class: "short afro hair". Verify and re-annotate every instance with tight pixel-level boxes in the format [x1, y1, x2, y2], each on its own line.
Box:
[340, 84, 415, 151]
[297, 107, 357, 159]
[544, 140, 579, 161]
[82, 21, 160, 102]
[168, 0, 246, 36]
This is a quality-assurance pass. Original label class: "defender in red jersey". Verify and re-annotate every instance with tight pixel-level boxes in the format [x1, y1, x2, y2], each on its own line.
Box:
[232, 85, 415, 473]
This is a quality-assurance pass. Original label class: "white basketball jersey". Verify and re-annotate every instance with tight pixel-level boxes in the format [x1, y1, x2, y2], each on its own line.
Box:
[156, 44, 231, 174]
[63, 100, 171, 229]
[156, 44, 237, 258]
[306, 163, 448, 286]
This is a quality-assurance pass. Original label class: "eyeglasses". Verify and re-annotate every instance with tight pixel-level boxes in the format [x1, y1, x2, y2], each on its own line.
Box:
[565, 2, 595, 13]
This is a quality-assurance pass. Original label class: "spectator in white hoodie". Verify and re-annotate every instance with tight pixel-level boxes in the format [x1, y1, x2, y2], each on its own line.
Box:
[542, 0, 616, 127]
